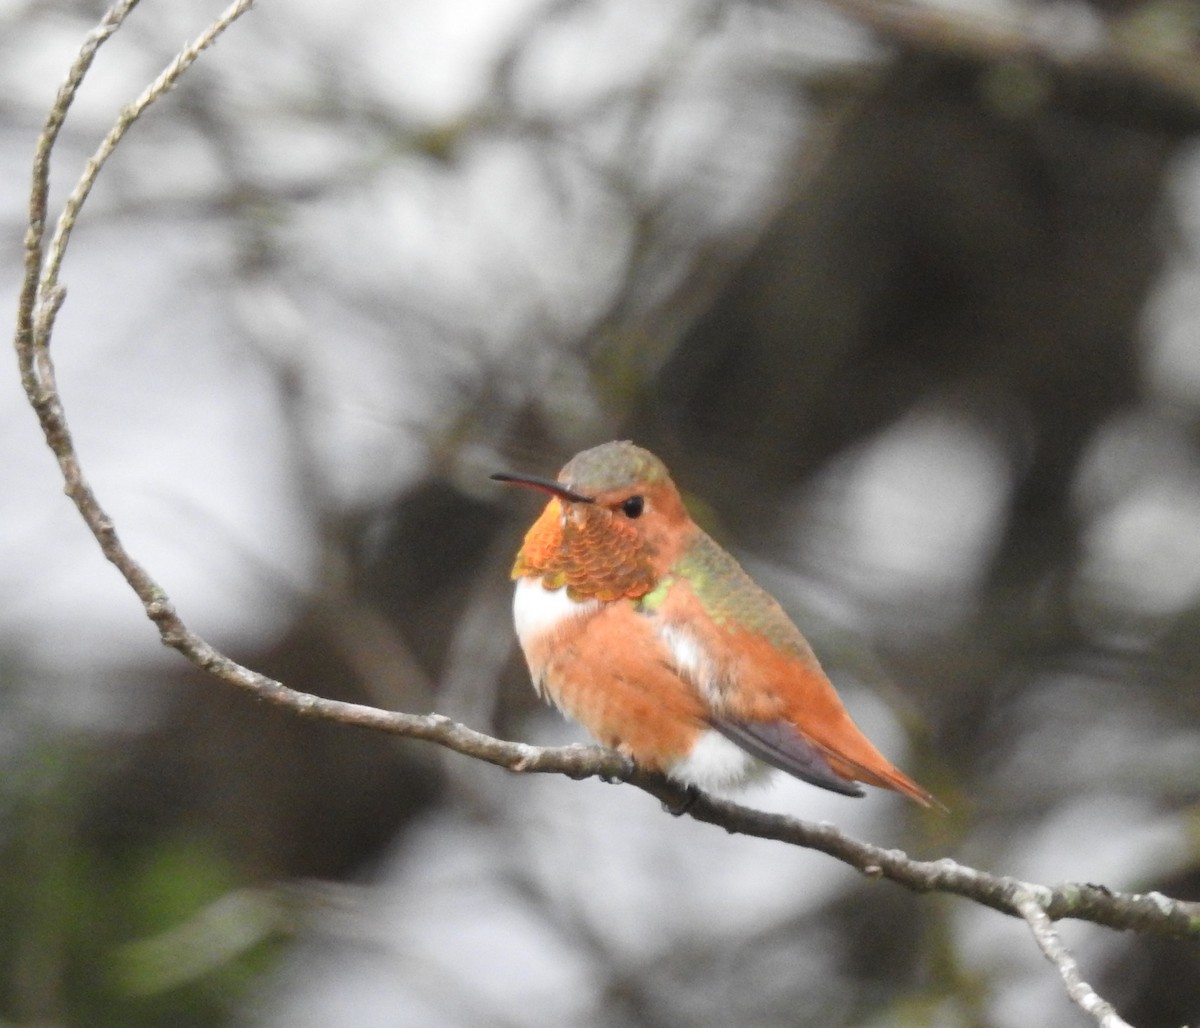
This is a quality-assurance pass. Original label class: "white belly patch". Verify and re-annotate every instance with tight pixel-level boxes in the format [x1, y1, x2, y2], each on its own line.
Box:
[667, 729, 762, 791]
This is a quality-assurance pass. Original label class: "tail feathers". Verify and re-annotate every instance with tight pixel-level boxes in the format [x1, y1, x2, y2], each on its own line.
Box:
[823, 747, 945, 811]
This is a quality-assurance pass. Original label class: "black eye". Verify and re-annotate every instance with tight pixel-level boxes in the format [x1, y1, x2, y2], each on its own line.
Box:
[621, 495, 644, 519]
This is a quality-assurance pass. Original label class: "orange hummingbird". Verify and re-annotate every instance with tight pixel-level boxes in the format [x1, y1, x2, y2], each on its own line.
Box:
[492, 440, 938, 806]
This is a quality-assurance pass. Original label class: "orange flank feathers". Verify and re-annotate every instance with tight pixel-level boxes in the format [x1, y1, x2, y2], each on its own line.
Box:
[492, 441, 941, 808]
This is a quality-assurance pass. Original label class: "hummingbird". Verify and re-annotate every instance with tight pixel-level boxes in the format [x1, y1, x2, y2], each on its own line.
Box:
[492, 441, 938, 806]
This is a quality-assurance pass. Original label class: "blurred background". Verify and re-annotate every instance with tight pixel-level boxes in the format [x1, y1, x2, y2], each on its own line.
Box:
[3, 0, 1200, 1023]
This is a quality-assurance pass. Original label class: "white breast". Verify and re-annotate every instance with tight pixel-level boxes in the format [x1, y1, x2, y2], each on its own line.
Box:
[512, 577, 599, 648]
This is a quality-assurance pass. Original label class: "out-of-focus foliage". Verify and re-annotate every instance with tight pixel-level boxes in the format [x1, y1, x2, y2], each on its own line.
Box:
[0, 735, 281, 1026]
[4, 0, 1200, 1024]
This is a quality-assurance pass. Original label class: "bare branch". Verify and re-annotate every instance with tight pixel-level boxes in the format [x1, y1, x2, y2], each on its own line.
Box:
[1013, 890, 1133, 1028]
[36, 0, 256, 341]
[14, 0, 256, 637]
[17, 0, 141, 403]
[629, 778, 1200, 940]
[822, 0, 1200, 131]
[436, 0, 1200, 212]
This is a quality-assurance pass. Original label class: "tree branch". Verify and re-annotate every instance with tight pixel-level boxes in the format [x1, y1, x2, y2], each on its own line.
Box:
[18, 0, 141, 405]
[1014, 890, 1133, 1028]
[821, 0, 1200, 133]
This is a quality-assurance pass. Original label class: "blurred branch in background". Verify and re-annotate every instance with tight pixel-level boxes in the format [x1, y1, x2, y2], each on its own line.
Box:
[8, 0, 1200, 1025]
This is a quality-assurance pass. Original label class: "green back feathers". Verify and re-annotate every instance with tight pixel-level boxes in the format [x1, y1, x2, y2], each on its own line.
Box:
[675, 532, 815, 661]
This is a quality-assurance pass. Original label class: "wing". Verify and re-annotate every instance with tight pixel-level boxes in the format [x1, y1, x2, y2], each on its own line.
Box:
[709, 717, 865, 797]
[670, 531, 819, 665]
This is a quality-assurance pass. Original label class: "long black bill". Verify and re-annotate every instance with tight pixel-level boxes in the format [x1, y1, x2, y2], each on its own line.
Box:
[490, 471, 593, 504]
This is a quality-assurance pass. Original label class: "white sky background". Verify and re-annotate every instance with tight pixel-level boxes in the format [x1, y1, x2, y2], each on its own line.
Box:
[4, 0, 1200, 1024]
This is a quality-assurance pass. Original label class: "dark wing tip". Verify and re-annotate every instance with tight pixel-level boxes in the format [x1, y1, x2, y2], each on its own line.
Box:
[710, 717, 865, 798]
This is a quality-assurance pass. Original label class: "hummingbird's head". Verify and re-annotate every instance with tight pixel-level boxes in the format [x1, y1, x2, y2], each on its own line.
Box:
[492, 441, 691, 601]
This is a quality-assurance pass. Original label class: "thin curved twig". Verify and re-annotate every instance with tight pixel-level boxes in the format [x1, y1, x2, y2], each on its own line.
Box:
[18, 0, 141, 401]
[15, 0, 257, 649]
[36, 0, 258, 333]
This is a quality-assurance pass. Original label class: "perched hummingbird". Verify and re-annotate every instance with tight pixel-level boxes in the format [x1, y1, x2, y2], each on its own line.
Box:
[492, 441, 938, 806]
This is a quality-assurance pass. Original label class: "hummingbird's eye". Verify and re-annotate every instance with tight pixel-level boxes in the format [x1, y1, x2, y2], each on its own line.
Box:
[620, 495, 645, 519]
